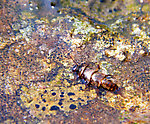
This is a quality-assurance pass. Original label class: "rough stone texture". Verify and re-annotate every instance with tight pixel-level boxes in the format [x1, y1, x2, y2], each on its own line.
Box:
[0, 0, 150, 123]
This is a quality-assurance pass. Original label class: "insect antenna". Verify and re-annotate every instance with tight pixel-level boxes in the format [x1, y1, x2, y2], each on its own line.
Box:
[67, 53, 79, 66]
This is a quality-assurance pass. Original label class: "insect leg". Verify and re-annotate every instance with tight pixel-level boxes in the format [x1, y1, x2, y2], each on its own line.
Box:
[104, 74, 114, 79]
[95, 86, 101, 98]
[79, 64, 89, 78]
[97, 64, 100, 69]
[84, 82, 91, 91]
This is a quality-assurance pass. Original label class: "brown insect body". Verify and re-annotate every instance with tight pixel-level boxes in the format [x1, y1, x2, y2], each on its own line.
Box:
[73, 63, 119, 92]
[68, 54, 123, 97]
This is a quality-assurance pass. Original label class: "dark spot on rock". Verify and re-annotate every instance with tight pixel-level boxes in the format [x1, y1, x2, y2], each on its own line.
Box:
[114, 8, 118, 12]
[79, 86, 83, 90]
[58, 102, 63, 106]
[109, 9, 112, 13]
[28, 99, 32, 103]
[100, 0, 106, 3]
[78, 98, 81, 100]
[51, 2, 56, 7]
[61, 92, 64, 94]
[59, 99, 64, 101]
[60, 95, 64, 97]
[44, 90, 47, 93]
[78, 98, 84, 101]
[69, 104, 76, 109]
[42, 99, 46, 102]
[50, 105, 60, 111]
[70, 98, 73, 100]
[35, 104, 40, 108]
[68, 92, 75, 96]
[52, 92, 56, 96]
[42, 107, 46, 111]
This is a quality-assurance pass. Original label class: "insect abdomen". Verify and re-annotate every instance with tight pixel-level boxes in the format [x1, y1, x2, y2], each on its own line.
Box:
[100, 79, 118, 91]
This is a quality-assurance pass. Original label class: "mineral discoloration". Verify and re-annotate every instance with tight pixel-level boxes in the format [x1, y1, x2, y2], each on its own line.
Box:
[20, 81, 98, 118]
